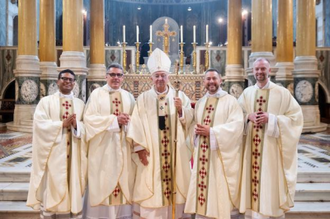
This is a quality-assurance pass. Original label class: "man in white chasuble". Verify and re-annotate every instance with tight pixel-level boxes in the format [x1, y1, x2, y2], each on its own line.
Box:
[27, 69, 87, 219]
[127, 48, 194, 219]
[184, 69, 244, 219]
[238, 58, 303, 219]
[83, 63, 136, 219]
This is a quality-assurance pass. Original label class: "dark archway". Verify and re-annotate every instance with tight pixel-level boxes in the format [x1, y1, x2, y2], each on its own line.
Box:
[13, 15, 18, 46]
[0, 81, 15, 123]
[319, 84, 330, 124]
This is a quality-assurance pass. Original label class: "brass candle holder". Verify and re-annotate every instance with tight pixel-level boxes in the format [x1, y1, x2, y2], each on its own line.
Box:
[135, 42, 140, 74]
[204, 42, 210, 71]
[122, 42, 127, 73]
[148, 41, 153, 57]
[191, 42, 198, 74]
[179, 42, 185, 74]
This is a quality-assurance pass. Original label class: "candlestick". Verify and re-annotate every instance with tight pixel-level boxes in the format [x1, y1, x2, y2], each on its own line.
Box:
[165, 18, 168, 24]
[180, 25, 183, 43]
[193, 25, 196, 43]
[206, 24, 208, 43]
[136, 25, 139, 42]
[150, 25, 152, 42]
[123, 25, 126, 42]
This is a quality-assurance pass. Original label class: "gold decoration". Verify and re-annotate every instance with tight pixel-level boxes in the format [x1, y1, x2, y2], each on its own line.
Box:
[156, 22, 177, 55]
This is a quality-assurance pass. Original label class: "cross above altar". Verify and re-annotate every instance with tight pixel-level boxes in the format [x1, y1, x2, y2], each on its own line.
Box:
[156, 19, 177, 55]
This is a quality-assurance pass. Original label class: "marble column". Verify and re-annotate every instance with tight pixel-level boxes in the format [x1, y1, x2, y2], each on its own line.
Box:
[87, 0, 106, 98]
[275, 0, 294, 93]
[224, 0, 245, 98]
[39, 0, 58, 98]
[9, 0, 41, 132]
[293, 0, 327, 132]
[59, 0, 87, 102]
[247, 0, 276, 85]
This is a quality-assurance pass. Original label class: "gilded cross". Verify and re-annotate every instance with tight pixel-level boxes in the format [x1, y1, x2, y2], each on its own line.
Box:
[156, 23, 176, 55]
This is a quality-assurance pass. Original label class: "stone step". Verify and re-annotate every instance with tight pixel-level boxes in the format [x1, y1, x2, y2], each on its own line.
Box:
[0, 169, 31, 182]
[0, 201, 38, 219]
[0, 183, 28, 201]
[295, 183, 330, 201]
[6, 122, 32, 133]
[286, 202, 330, 219]
[20, 120, 33, 126]
[297, 168, 330, 183]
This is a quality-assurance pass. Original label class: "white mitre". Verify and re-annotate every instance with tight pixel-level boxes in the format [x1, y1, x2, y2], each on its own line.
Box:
[147, 48, 171, 74]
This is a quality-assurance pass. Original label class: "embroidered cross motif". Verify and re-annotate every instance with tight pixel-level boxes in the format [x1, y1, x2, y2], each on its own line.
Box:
[198, 194, 206, 205]
[164, 187, 171, 199]
[200, 142, 209, 153]
[112, 186, 121, 198]
[205, 104, 215, 114]
[199, 167, 207, 179]
[199, 155, 208, 165]
[160, 106, 164, 110]
[252, 176, 259, 187]
[62, 101, 72, 110]
[161, 138, 170, 145]
[161, 150, 170, 158]
[162, 162, 171, 173]
[198, 181, 207, 191]
[203, 116, 212, 125]
[112, 98, 121, 107]
[256, 96, 266, 106]
[252, 164, 260, 174]
[253, 125, 263, 132]
[252, 149, 261, 160]
[163, 175, 171, 185]
[253, 135, 261, 146]
[252, 190, 259, 202]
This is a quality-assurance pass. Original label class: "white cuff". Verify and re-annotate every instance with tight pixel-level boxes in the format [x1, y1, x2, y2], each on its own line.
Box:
[134, 145, 145, 152]
[243, 114, 249, 135]
[179, 109, 186, 124]
[107, 117, 121, 133]
[72, 119, 81, 138]
[210, 128, 218, 150]
[194, 134, 199, 148]
[266, 113, 279, 138]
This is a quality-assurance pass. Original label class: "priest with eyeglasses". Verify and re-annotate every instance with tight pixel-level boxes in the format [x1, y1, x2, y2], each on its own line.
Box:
[84, 63, 136, 219]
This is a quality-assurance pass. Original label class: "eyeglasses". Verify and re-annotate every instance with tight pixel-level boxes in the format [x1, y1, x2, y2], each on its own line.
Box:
[152, 74, 167, 79]
[60, 77, 75, 82]
[107, 73, 124, 78]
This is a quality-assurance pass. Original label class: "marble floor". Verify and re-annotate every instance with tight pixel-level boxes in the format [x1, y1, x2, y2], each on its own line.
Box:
[0, 128, 329, 171]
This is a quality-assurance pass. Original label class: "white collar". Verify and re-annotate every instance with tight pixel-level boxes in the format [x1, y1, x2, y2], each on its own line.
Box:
[58, 91, 74, 99]
[154, 85, 169, 95]
[206, 88, 227, 98]
[254, 80, 270, 89]
[105, 84, 122, 93]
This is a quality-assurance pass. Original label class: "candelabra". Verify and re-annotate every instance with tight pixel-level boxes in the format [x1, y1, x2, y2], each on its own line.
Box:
[191, 42, 198, 74]
[204, 42, 210, 71]
[179, 42, 185, 74]
[122, 42, 127, 73]
[135, 42, 140, 74]
[148, 41, 153, 57]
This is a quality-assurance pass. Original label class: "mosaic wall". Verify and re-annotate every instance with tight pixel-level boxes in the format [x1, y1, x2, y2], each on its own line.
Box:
[0, 48, 16, 97]
[0, 1, 6, 46]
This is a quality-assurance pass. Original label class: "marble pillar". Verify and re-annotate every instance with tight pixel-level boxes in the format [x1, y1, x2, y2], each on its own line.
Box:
[59, 0, 87, 102]
[87, 0, 106, 98]
[247, 0, 276, 85]
[39, 0, 58, 98]
[275, 0, 294, 93]
[293, 0, 327, 132]
[224, 0, 245, 98]
[9, 0, 41, 132]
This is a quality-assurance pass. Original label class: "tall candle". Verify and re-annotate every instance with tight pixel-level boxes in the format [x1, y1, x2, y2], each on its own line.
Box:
[165, 18, 168, 24]
[150, 25, 152, 42]
[123, 25, 126, 42]
[136, 25, 139, 42]
[180, 25, 183, 43]
[206, 24, 209, 43]
[193, 25, 196, 43]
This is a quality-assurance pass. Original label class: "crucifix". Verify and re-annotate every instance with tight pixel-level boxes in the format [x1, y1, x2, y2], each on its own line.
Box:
[156, 19, 176, 55]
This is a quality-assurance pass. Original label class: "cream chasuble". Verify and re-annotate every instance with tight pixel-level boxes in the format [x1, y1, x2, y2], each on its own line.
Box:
[127, 87, 193, 209]
[238, 82, 303, 218]
[84, 85, 136, 207]
[27, 92, 87, 214]
[185, 91, 244, 219]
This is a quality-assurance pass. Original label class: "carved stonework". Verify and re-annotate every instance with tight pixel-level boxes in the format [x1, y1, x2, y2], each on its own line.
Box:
[48, 82, 58, 95]
[295, 80, 313, 103]
[40, 83, 46, 98]
[73, 83, 80, 98]
[82, 79, 87, 102]
[229, 83, 243, 99]
[21, 79, 38, 103]
[89, 83, 101, 95]
[287, 83, 294, 96]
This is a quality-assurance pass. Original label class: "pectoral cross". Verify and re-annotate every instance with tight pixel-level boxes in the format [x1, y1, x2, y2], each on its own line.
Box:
[156, 22, 176, 55]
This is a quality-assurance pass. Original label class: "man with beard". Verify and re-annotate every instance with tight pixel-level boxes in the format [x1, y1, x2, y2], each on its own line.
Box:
[127, 48, 193, 219]
[27, 69, 87, 218]
[238, 58, 303, 219]
[84, 63, 136, 219]
[184, 69, 244, 219]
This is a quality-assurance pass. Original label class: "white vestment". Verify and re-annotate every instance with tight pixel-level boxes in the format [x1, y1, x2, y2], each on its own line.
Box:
[27, 92, 87, 214]
[84, 85, 136, 218]
[185, 89, 244, 219]
[238, 81, 303, 218]
[127, 87, 193, 219]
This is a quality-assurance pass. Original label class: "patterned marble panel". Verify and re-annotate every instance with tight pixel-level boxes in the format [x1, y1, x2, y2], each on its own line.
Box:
[0, 49, 16, 97]
[210, 49, 226, 75]
[0, 131, 32, 160]
[316, 50, 330, 99]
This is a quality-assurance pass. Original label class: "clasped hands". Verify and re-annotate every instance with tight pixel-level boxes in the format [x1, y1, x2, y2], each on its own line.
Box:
[248, 111, 269, 125]
[62, 114, 77, 129]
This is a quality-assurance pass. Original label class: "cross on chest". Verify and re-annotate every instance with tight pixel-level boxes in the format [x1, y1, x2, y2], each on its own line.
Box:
[252, 164, 260, 174]
[198, 194, 206, 205]
[203, 117, 212, 125]
[253, 135, 261, 146]
[200, 143, 209, 153]
[162, 150, 171, 158]
[198, 181, 207, 191]
[162, 162, 171, 173]
[199, 167, 207, 179]
[62, 101, 72, 110]
[252, 148, 261, 159]
[164, 187, 172, 199]
[205, 104, 215, 114]
[199, 155, 208, 165]
[112, 98, 121, 107]
[163, 175, 171, 185]
[256, 96, 267, 106]
[112, 186, 121, 197]
[161, 138, 170, 145]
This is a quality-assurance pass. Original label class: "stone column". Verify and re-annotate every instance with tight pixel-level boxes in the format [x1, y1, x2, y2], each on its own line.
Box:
[88, 0, 106, 98]
[39, 0, 58, 98]
[275, 0, 294, 92]
[247, 0, 276, 85]
[293, 0, 327, 132]
[8, 0, 41, 132]
[224, 0, 245, 98]
[59, 0, 88, 102]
